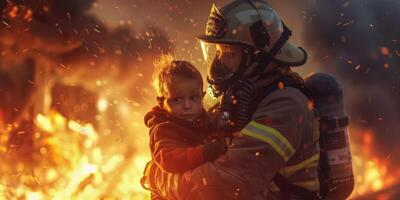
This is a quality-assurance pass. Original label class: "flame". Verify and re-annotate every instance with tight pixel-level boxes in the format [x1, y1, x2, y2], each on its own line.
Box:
[350, 130, 398, 198]
[0, 1, 165, 199]
[2, 107, 400, 200]
[4, 110, 400, 200]
[8, 6, 19, 19]
[1, 109, 151, 199]
[6, 4, 33, 22]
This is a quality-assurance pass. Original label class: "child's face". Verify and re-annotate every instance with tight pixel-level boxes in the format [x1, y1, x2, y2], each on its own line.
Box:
[163, 76, 203, 122]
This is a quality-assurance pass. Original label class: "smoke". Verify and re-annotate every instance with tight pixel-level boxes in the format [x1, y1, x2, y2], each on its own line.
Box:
[0, 0, 171, 74]
[302, 0, 400, 159]
[0, 0, 173, 117]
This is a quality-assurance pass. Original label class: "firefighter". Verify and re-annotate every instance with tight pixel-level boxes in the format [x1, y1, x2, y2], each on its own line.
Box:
[145, 1, 321, 199]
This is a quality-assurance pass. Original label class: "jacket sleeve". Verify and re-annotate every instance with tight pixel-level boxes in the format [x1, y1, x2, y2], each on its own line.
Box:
[151, 123, 205, 173]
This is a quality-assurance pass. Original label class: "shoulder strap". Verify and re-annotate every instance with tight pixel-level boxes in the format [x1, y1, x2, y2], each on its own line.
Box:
[274, 173, 319, 200]
[249, 75, 314, 117]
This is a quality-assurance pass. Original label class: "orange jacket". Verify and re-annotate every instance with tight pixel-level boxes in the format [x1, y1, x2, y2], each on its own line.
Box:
[144, 106, 211, 173]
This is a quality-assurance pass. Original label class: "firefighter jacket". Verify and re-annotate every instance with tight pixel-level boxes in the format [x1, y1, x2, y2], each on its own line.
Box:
[145, 106, 211, 173]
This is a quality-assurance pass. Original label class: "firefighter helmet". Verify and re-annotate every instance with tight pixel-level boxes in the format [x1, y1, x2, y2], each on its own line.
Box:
[198, 0, 306, 66]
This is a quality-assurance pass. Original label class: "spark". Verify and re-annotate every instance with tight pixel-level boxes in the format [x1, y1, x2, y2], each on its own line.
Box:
[9, 6, 19, 18]
[278, 81, 285, 89]
[1, 20, 10, 27]
[93, 28, 101, 33]
[395, 50, 400, 57]
[384, 63, 389, 69]
[59, 63, 68, 69]
[97, 98, 108, 112]
[380, 47, 390, 56]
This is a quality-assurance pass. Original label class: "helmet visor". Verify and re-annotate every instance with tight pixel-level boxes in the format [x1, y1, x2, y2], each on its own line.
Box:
[200, 41, 240, 85]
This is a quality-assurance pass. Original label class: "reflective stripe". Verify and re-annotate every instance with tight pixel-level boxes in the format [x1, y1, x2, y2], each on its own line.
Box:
[280, 153, 320, 177]
[249, 121, 296, 154]
[241, 121, 295, 161]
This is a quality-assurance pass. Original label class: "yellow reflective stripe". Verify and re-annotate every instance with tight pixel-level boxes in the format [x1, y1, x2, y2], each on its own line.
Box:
[293, 179, 320, 191]
[241, 121, 295, 161]
[249, 121, 295, 154]
[279, 153, 320, 177]
[241, 128, 291, 161]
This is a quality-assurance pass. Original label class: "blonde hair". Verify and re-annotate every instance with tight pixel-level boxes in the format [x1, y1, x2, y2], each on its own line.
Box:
[152, 54, 203, 97]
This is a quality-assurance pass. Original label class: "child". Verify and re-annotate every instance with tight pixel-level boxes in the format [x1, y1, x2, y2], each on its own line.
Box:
[142, 55, 227, 199]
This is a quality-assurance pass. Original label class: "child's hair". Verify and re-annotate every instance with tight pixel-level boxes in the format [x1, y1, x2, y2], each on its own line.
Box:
[152, 54, 203, 97]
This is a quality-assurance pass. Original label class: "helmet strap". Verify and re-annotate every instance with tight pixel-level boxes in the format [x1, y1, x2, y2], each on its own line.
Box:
[248, 21, 292, 78]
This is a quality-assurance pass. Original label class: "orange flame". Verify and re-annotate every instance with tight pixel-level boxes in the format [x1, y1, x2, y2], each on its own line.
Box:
[350, 130, 398, 198]
[8, 6, 19, 18]
[0, 108, 151, 199]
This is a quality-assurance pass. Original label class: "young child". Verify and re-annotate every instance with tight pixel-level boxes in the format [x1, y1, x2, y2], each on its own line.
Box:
[142, 55, 227, 199]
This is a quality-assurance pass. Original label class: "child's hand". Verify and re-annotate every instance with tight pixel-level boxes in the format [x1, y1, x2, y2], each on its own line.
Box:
[203, 141, 228, 162]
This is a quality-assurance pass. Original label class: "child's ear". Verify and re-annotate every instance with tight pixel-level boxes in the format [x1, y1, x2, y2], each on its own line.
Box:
[156, 97, 165, 108]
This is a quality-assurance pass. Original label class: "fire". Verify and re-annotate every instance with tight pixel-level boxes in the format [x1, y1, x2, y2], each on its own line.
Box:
[352, 156, 391, 195]
[6, 4, 33, 22]
[8, 6, 18, 19]
[3, 110, 400, 200]
[0, 109, 151, 199]
[350, 130, 398, 198]
[2, 108, 399, 200]
[0, 1, 168, 199]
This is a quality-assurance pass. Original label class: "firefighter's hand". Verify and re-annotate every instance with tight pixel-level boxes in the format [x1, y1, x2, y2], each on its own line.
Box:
[203, 141, 228, 162]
